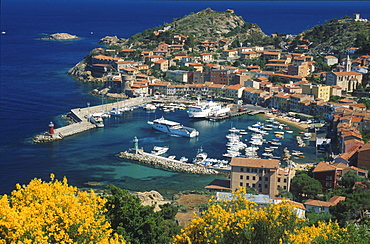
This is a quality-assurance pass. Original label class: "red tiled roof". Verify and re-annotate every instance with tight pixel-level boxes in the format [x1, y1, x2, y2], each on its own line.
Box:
[230, 157, 280, 169]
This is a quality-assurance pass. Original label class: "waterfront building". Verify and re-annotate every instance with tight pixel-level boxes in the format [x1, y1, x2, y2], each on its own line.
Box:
[165, 70, 188, 83]
[229, 158, 294, 197]
[224, 84, 244, 99]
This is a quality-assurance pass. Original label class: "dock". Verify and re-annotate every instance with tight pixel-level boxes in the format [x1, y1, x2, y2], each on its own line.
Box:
[119, 149, 227, 175]
[207, 107, 268, 121]
[33, 97, 151, 143]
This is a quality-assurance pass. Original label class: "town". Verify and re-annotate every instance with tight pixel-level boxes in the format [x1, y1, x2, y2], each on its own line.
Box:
[68, 10, 370, 216]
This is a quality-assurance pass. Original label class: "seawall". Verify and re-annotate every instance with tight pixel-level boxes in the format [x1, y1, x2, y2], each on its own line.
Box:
[119, 149, 226, 175]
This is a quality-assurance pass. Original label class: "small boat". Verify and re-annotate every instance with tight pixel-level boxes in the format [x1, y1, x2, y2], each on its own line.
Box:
[179, 156, 188, 163]
[151, 146, 169, 155]
[168, 155, 176, 160]
[193, 147, 208, 164]
[286, 131, 293, 133]
[88, 114, 104, 128]
[109, 109, 123, 116]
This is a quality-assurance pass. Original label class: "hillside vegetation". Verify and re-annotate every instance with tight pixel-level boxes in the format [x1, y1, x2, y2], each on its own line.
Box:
[127, 8, 267, 48]
[293, 17, 370, 54]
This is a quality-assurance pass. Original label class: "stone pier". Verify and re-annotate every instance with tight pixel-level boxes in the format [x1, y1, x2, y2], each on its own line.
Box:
[119, 149, 224, 175]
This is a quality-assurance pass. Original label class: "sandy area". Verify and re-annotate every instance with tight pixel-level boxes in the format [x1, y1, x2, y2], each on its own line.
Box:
[175, 194, 211, 227]
[262, 113, 309, 131]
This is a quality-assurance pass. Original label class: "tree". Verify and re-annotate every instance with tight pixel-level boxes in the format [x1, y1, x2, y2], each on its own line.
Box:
[330, 189, 370, 226]
[0, 174, 124, 244]
[340, 170, 362, 188]
[291, 173, 322, 201]
[104, 185, 180, 244]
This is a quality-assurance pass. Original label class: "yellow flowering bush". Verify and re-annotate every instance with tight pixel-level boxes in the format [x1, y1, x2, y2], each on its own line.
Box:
[172, 187, 304, 244]
[172, 187, 369, 244]
[0, 174, 125, 244]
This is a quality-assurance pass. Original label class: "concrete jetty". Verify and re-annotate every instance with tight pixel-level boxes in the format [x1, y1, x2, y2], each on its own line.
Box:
[119, 149, 224, 175]
[33, 97, 151, 143]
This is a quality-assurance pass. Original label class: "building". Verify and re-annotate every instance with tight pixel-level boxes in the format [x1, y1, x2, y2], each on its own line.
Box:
[165, 70, 188, 83]
[304, 196, 346, 213]
[357, 142, 370, 169]
[312, 162, 343, 192]
[301, 84, 331, 102]
[325, 71, 362, 93]
[324, 56, 338, 66]
[229, 157, 294, 197]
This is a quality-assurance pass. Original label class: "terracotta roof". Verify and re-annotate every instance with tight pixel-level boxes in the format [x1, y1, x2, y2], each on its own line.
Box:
[359, 142, 370, 152]
[92, 55, 120, 61]
[230, 157, 280, 169]
[333, 71, 361, 76]
[204, 179, 231, 190]
[305, 196, 345, 207]
[312, 162, 339, 172]
[346, 166, 368, 174]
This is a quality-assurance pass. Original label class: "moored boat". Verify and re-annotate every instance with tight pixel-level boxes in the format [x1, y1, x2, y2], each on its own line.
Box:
[147, 117, 199, 138]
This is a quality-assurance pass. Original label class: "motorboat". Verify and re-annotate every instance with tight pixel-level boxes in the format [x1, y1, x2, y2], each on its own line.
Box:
[187, 99, 230, 118]
[144, 104, 157, 110]
[88, 113, 104, 128]
[193, 147, 208, 164]
[151, 146, 169, 155]
[147, 117, 199, 138]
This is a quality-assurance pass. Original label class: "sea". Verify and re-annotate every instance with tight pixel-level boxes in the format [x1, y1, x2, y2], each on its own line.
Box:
[1, 0, 370, 196]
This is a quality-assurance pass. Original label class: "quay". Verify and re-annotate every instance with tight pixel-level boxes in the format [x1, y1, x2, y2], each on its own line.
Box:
[207, 106, 269, 121]
[119, 149, 226, 175]
[32, 97, 151, 143]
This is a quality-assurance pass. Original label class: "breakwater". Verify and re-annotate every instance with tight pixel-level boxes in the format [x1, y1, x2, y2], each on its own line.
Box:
[119, 149, 225, 175]
[33, 97, 151, 143]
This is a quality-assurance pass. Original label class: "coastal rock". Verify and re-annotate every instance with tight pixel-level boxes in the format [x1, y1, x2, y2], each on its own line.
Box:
[99, 36, 127, 46]
[40, 33, 79, 41]
[133, 190, 171, 211]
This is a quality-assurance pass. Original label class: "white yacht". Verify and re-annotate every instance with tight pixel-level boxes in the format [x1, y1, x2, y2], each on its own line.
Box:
[151, 146, 169, 155]
[147, 117, 199, 138]
[193, 147, 208, 164]
[88, 114, 104, 128]
[187, 99, 230, 118]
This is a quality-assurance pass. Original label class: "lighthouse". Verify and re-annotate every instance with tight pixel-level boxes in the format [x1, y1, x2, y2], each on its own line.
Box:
[49, 122, 55, 135]
[133, 136, 139, 150]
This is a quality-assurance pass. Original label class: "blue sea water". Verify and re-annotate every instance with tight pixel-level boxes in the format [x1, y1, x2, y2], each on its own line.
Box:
[1, 0, 369, 196]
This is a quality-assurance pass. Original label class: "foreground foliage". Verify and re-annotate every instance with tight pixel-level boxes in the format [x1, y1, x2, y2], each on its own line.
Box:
[105, 185, 181, 244]
[0, 174, 124, 244]
[172, 188, 370, 244]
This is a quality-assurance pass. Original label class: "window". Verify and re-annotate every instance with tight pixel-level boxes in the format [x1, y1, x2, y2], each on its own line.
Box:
[278, 178, 281, 182]
[252, 184, 256, 187]
[326, 175, 333, 180]
[240, 182, 243, 186]
[265, 177, 268, 181]
[240, 175, 243, 180]
[284, 179, 287, 183]
[240, 167, 243, 172]
[252, 176, 256, 181]
[246, 176, 250, 180]
[246, 168, 250, 172]
[246, 183, 250, 187]
[283, 186, 287, 190]
[258, 184, 262, 188]
[264, 184, 268, 188]
[259, 177, 262, 181]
